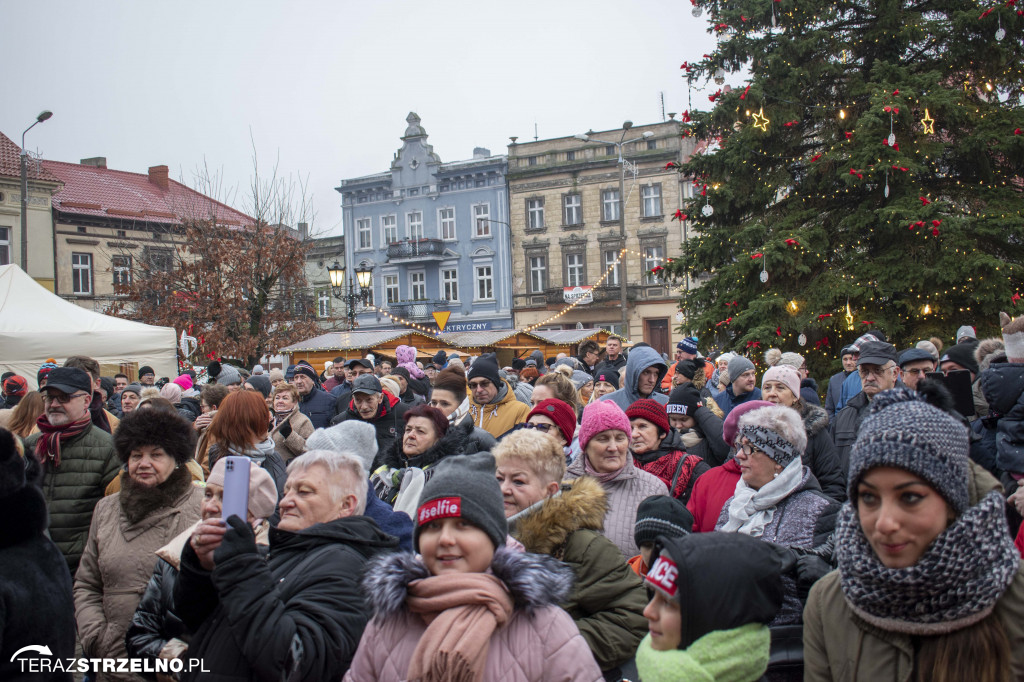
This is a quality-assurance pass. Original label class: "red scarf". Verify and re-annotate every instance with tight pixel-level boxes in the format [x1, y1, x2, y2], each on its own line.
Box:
[35, 414, 93, 467]
[636, 451, 703, 499]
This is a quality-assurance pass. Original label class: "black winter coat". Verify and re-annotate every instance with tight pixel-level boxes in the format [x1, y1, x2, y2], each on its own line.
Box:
[0, 457, 76, 682]
[830, 390, 870, 476]
[174, 515, 398, 682]
[297, 387, 337, 429]
[800, 378, 821, 407]
[330, 394, 410, 456]
[799, 403, 846, 501]
[176, 397, 202, 424]
[374, 413, 472, 473]
[979, 362, 1024, 475]
[691, 406, 730, 467]
[124, 557, 185, 669]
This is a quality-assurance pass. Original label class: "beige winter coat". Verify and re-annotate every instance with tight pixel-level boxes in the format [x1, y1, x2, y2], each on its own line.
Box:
[270, 407, 315, 461]
[74, 472, 203, 681]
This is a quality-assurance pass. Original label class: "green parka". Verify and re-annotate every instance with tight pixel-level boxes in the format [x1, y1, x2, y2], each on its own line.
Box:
[510, 475, 648, 672]
[25, 424, 120, 572]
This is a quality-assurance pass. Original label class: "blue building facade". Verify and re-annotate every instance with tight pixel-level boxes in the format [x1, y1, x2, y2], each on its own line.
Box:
[336, 112, 512, 332]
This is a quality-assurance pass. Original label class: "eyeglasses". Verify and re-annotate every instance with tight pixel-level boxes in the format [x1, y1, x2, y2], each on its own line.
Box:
[738, 442, 766, 457]
[43, 392, 89, 404]
[468, 380, 493, 390]
[524, 422, 554, 433]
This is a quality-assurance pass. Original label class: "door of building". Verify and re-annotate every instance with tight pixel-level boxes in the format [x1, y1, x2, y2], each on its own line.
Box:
[644, 318, 670, 357]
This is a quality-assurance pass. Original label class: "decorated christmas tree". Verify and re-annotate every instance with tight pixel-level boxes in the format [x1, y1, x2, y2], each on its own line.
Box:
[665, 0, 1024, 371]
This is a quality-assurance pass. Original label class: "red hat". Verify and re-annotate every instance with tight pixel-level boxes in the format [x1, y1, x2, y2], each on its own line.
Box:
[2, 375, 27, 398]
[527, 398, 577, 445]
[626, 398, 670, 435]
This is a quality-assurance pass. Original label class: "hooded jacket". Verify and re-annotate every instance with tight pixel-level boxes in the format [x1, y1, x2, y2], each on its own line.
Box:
[0, 452, 76, 682]
[801, 377, 822, 407]
[342, 548, 603, 682]
[509, 477, 649, 672]
[468, 378, 531, 439]
[980, 363, 1024, 475]
[330, 390, 410, 457]
[799, 402, 847, 501]
[633, 428, 711, 504]
[598, 346, 669, 411]
[174, 515, 399, 682]
[566, 450, 669, 559]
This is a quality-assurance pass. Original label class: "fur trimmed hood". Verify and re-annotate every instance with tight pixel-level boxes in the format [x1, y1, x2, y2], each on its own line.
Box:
[378, 413, 471, 470]
[799, 401, 830, 437]
[362, 546, 574, 618]
[975, 337, 1006, 373]
[510, 476, 607, 556]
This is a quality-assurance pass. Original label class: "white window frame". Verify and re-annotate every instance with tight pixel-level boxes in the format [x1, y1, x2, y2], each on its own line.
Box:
[407, 211, 424, 241]
[565, 253, 584, 287]
[643, 245, 665, 283]
[475, 265, 494, 301]
[563, 193, 581, 225]
[529, 255, 547, 293]
[317, 290, 331, 318]
[527, 198, 544, 230]
[0, 226, 9, 265]
[642, 184, 663, 217]
[356, 218, 372, 250]
[602, 189, 620, 222]
[111, 254, 131, 291]
[439, 207, 457, 241]
[409, 270, 426, 300]
[441, 268, 459, 302]
[603, 250, 621, 286]
[72, 252, 93, 295]
[381, 214, 397, 245]
[473, 203, 491, 238]
[383, 274, 400, 305]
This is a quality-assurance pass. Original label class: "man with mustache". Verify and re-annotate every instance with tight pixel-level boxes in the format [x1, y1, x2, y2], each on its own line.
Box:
[831, 340, 902, 476]
[23, 367, 120, 573]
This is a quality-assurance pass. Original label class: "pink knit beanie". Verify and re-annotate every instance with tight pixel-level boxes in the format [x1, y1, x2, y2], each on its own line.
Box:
[722, 400, 775, 448]
[761, 366, 801, 399]
[173, 374, 194, 391]
[579, 400, 632, 451]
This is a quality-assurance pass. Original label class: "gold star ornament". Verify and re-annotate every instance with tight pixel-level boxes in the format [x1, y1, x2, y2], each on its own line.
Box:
[921, 108, 935, 134]
[752, 107, 770, 131]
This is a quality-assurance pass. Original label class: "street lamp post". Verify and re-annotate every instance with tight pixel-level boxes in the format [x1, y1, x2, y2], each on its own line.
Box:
[575, 122, 653, 336]
[20, 110, 53, 274]
[327, 260, 373, 329]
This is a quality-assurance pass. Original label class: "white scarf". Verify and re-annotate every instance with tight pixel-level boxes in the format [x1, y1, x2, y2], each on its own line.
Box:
[721, 457, 804, 537]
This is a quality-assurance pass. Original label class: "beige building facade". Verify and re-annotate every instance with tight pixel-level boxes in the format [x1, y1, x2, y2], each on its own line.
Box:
[507, 121, 699, 355]
[0, 131, 61, 289]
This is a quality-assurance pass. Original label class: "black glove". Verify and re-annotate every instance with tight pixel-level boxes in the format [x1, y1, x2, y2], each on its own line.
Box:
[795, 554, 832, 600]
[213, 514, 257, 565]
[278, 419, 292, 439]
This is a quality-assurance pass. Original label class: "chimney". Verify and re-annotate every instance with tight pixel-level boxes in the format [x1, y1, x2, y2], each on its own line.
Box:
[80, 157, 107, 169]
[473, 147, 490, 159]
[298, 222, 308, 241]
[148, 165, 169, 191]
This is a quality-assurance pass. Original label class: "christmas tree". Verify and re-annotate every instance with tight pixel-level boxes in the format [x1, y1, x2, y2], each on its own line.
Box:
[666, 0, 1024, 372]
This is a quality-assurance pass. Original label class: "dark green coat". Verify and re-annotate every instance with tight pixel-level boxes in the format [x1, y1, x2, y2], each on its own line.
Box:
[25, 424, 120, 572]
[510, 475, 648, 672]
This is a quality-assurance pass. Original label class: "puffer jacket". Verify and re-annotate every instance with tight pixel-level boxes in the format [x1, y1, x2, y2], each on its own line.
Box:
[468, 379, 531, 439]
[174, 515, 399, 682]
[687, 457, 741, 533]
[799, 403, 846, 501]
[632, 428, 711, 504]
[25, 424, 121, 573]
[804, 565, 1024, 681]
[715, 467, 840, 625]
[509, 476, 648, 672]
[270, 407, 315, 462]
[980, 362, 1024, 475]
[342, 548, 603, 682]
[330, 390, 411, 456]
[566, 451, 668, 559]
[297, 386, 337, 429]
[598, 346, 669, 411]
[73, 469, 203, 681]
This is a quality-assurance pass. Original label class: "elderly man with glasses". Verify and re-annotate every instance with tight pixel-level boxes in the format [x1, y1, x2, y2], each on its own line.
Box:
[23, 367, 120, 573]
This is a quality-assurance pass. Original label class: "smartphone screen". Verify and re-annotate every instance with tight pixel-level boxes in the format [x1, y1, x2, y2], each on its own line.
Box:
[221, 456, 251, 522]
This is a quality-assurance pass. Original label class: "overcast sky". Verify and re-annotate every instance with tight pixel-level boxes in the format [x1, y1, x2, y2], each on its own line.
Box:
[4, 0, 718, 236]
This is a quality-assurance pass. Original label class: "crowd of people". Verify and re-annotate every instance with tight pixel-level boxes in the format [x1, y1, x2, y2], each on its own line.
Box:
[1, 322, 1023, 681]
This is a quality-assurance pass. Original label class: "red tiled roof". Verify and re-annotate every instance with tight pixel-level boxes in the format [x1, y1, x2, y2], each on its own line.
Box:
[0, 131, 61, 183]
[40, 159, 253, 227]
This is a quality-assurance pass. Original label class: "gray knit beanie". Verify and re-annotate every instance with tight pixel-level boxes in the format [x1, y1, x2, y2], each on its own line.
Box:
[414, 452, 507, 551]
[727, 356, 755, 384]
[217, 365, 242, 386]
[305, 420, 379, 470]
[848, 387, 969, 513]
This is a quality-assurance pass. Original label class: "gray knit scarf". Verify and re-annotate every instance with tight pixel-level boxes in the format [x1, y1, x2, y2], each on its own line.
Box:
[835, 491, 1020, 635]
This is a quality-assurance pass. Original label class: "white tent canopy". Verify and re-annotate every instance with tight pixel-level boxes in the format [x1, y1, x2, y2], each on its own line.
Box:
[0, 264, 177, 389]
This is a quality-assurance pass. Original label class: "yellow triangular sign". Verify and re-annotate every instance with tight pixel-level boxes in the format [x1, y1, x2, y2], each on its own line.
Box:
[432, 311, 452, 331]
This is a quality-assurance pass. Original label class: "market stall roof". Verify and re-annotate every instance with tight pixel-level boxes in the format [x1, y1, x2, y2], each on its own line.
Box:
[280, 329, 440, 352]
[436, 329, 525, 348]
[529, 329, 615, 345]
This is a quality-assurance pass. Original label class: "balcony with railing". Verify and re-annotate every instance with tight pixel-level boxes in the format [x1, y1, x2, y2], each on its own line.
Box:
[386, 238, 448, 262]
[387, 299, 453, 321]
[544, 285, 637, 305]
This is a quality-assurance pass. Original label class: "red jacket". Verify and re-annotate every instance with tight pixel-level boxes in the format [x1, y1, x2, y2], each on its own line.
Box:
[686, 458, 741, 533]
